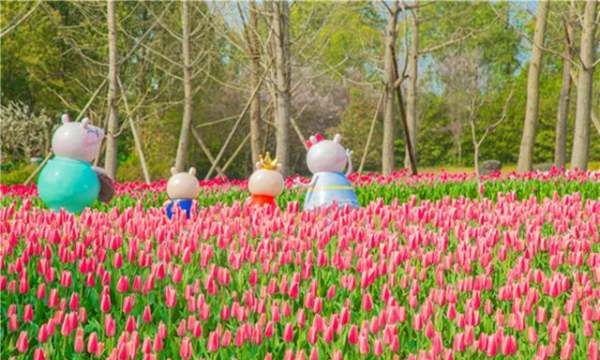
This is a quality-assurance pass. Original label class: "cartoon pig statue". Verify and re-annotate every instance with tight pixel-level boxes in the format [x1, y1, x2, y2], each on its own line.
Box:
[248, 152, 284, 207]
[165, 167, 200, 219]
[37, 114, 113, 213]
[295, 133, 359, 210]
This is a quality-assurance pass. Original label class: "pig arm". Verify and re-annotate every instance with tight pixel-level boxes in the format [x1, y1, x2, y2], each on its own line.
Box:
[345, 149, 353, 177]
[293, 175, 317, 189]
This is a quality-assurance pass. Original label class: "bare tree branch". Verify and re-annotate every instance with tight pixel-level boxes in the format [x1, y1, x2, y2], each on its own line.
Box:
[0, 0, 41, 38]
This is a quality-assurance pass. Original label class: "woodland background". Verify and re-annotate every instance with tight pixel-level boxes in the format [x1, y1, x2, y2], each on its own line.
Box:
[1, 1, 599, 183]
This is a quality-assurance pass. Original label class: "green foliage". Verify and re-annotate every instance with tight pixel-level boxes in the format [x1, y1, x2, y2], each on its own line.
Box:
[1, 1, 599, 181]
[327, 88, 382, 171]
[0, 163, 36, 185]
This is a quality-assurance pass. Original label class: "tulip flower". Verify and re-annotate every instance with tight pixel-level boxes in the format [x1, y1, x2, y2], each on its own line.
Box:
[15, 331, 29, 353]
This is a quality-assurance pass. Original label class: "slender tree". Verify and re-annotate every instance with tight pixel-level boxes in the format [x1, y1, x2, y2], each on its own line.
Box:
[554, 6, 575, 168]
[271, 1, 291, 175]
[517, 0, 549, 172]
[174, 0, 193, 172]
[245, 1, 263, 167]
[404, 6, 419, 169]
[382, 1, 400, 175]
[570, 0, 597, 170]
[104, 0, 119, 179]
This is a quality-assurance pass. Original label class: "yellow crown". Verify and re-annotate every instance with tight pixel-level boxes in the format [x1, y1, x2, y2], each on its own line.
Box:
[258, 152, 279, 170]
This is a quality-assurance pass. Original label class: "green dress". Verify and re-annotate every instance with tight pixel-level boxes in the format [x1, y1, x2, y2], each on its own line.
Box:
[37, 156, 100, 213]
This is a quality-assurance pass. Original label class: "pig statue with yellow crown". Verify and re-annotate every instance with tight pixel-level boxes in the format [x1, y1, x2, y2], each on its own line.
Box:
[247, 153, 284, 207]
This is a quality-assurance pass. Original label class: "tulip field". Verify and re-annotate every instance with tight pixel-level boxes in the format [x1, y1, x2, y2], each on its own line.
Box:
[1, 169, 599, 360]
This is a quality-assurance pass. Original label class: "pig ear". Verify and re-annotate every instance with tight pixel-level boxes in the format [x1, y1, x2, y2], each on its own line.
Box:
[81, 117, 90, 128]
[333, 134, 341, 143]
[61, 113, 71, 124]
[170, 167, 178, 176]
[188, 167, 196, 176]
[255, 162, 262, 170]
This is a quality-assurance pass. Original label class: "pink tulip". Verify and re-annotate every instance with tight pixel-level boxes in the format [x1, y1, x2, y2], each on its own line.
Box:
[501, 335, 517, 356]
[179, 336, 192, 359]
[33, 348, 46, 360]
[87, 332, 99, 354]
[123, 295, 135, 314]
[117, 276, 129, 293]
[207, 331, 219, 352]
[74, 327, 85, 353]
[528, 326, 538, 343]
[165, 286, 177, 308]
[362, 292, 373, 312]
[332, 349, 343, 360]
[589, 340, 598, 360]
[23, 304, 33, 323]
[100, 292, 111, 313]
[36, 283, 46, 299]
[374, 338, 384, 356]
[348, 324, 359, 345]
[283, 323, 294, 342]
[104, 314, 116, 337]
[359, 335, 370, 354]
[16, 330, 29, 352]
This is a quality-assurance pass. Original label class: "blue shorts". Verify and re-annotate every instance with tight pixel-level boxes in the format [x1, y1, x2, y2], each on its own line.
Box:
[166, 199, 194, 219]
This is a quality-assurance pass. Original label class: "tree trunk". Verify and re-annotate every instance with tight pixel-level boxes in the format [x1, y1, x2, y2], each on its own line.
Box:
[516, 0, 549, 172]
[554, 11, 574, 169]
[570, 0, 597, 170]
[104, 0, 119, 179]
[404, 7, 418, 169]
[271, 1, 291, 175]
[382, 1, 399, 175]
[175, 0, 193, 172]
[248, 1, 262, 167]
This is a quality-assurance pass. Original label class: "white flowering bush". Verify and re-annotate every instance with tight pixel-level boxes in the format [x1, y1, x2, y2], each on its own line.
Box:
[0, 101, 54, 162]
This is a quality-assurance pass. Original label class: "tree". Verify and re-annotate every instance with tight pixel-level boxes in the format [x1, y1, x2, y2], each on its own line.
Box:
[381, 1, 400, 175]
[104, 0, 119, 179]
[517, 1, 549, 172]
[554, 5, 575, 169]
[469, 88, 514, 194]
[271, 1, 292, 175]
[247, 1, 263, 167]
[570, 0, 598, 170]
[404, 6, 418, 169]
[174, 0, 193, 172]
